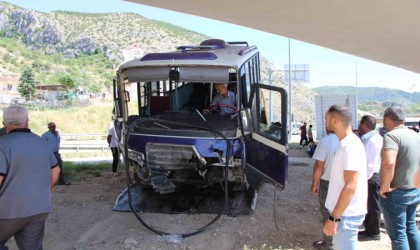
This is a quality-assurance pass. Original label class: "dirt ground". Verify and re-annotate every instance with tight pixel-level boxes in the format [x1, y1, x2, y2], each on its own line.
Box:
[7, 149, 392, 250]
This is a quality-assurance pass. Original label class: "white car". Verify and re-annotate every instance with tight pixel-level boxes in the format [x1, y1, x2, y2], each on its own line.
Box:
[291, 123, 303, 135]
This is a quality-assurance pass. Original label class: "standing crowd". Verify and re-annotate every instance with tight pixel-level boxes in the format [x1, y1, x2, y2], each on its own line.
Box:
[1, 103, 419, 250]
[311, 105, 420, 250]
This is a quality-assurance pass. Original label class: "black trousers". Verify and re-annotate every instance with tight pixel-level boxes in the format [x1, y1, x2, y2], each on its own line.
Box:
[110, 147, 120, 173]
[0, 213, 48, 250]
[363, 173, 381, 235]
[300, 135, 308, 146]
[54, 152, 66, 184]
[319, 179, 333, 247]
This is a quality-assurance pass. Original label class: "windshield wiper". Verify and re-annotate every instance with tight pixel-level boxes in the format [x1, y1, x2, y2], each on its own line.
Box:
[153, 122, 171, 130]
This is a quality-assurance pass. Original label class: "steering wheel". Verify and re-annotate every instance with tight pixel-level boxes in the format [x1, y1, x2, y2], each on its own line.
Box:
[208, 103, 237, 114]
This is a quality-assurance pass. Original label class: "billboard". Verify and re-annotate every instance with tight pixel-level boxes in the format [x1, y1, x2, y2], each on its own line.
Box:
[284, 64, 310, 83]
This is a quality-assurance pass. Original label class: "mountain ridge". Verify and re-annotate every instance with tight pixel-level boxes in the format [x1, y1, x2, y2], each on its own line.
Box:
[313, 85, 420, 105]
[2, 1, 310, 106]
[6, 1, 417, 122]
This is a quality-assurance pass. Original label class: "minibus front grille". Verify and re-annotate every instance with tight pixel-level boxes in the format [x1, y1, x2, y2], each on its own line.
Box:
[145, 143, 206, 173]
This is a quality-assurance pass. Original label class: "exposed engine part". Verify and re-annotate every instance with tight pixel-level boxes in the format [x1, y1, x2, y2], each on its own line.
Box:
[150, 175, 176, 194]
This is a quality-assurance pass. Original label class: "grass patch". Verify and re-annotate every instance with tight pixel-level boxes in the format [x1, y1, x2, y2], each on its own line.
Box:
[24, 102, 114, 134]
[62, 161, 126, 183]
[1, 102, 115, 136]
[63, 161, 110, 183]
[61, 151, 111, 159]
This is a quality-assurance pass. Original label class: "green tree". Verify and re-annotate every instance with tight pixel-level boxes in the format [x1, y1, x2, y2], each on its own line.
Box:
[93, 48, 102, 54]
[17, 68, 36, 101]
[58, 75, 77, 89]
[88, 82, 101, 93]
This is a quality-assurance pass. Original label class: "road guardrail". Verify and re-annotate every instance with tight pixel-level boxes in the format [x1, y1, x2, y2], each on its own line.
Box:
[61, 133, 107, 141]
[60, 133, 108, 152]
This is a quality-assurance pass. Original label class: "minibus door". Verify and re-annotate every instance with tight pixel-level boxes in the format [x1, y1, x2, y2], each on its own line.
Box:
[112, 77, 124, 143]
[245, 83, 288, 189]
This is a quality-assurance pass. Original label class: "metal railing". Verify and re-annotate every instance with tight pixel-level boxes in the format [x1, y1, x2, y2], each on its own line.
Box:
[60, 133, 109, 152]
[61, 133, 107, 141]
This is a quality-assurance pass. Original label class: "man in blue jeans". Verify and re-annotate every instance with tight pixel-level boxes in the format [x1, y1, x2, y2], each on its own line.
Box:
[380, 107, 420, 250]
[323, 105, 368, 250]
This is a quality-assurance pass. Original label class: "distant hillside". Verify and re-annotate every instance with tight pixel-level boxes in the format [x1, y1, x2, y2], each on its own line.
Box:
[313, 86, 420, 105]
[0, 1, 316, 123]
[0, 37, 114, 92]
[0, 2, 207, 61]
[0, 2, 281, 87]
[0, 1, 209, 92]
[313, 86, 420, 116]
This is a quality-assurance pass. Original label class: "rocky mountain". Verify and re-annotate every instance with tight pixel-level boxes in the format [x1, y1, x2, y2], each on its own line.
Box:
[0, 1, 316, 122]
[0, 2, 207, 61]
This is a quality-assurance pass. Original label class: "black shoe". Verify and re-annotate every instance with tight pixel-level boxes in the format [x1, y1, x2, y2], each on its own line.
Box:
[312, 240, 333, 250]
[58, 181, 71, 185]
[358, 231, 380, 241]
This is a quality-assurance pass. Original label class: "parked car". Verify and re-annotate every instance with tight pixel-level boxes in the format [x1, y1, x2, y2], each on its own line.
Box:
[291, 122, 303, 135]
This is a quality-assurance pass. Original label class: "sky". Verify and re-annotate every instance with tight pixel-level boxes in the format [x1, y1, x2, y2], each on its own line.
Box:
[3, 0, 420, 92]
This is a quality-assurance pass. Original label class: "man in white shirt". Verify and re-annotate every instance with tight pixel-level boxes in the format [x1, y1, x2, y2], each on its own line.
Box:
[323, 105, 368, 250]
[310, 132, 339, 250]
[357, 115, 383, 241]
[107, 126, 120, 176]
[308, 124, 314, 142]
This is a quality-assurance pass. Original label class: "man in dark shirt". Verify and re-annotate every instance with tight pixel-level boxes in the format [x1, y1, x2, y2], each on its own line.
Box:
[380, 107, 420, 249]
[0, 106, 60, 250]
[300, 122, 308, 146]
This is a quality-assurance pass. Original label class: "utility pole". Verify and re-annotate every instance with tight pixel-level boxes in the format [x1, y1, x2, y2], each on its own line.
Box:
[410, 84, 415, 112]
[371, 87, 374, 114]
[288, 38, 292, 141]
[268, 68, 273, 122]
[355, 61, 358, 118]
